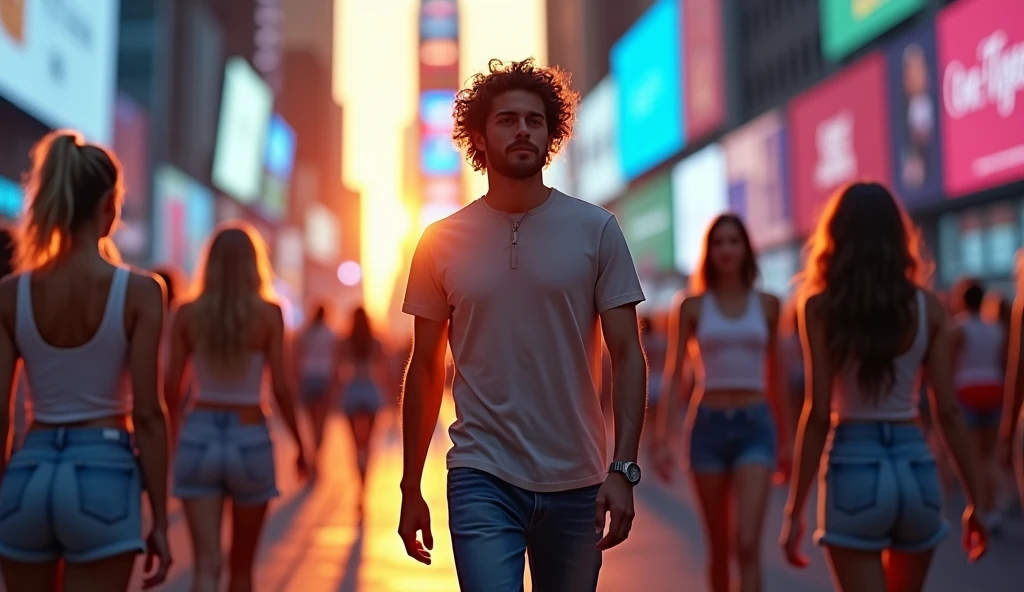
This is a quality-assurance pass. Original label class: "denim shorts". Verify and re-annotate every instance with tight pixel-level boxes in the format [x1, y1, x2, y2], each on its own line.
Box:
[300, 375, 332, 404]
[0, 428, 145, 563]
[688, 402, 777, 473]
[172, 410, 279, 505]
[341, 379, 382, 416]
[815, 422, 949, 552]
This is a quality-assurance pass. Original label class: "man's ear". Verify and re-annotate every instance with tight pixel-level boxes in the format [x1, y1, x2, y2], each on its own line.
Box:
[471, 130, 486, 156]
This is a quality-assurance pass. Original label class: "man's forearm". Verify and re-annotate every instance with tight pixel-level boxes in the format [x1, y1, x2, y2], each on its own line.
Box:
[400, 366, 445, 492]
[611, 350, 647, 463]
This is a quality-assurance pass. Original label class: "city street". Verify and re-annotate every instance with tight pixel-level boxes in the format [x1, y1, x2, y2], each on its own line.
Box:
[107, 406, 1023, 591]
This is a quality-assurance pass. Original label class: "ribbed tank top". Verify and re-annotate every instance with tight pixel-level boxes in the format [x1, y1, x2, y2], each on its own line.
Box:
[954, 314, 1004, 388]
[193, 353, 265, 406]
[694, 291, 768, 392]
[15, 267, 132, 423]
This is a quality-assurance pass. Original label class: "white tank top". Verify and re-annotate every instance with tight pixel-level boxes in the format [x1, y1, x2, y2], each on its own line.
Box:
[193, 353, 265, 406]
[954, 314, 1004, 388]
[15, 267, 133, 423]
[833, 290, 928, 422]
[300, 324, 337, 378]
[694, 291, 768, 392]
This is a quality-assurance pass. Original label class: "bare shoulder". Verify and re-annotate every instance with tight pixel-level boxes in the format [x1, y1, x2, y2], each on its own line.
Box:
[126, 269, 166, 309]
[260, 299, 285, 325]
[802, 293, 825, 320]
[757, 291, 782, 318]
[918, 288, 946, 326]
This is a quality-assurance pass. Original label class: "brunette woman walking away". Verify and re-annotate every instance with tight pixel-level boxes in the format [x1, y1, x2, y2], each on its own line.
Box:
[653, 213, 792, 592]
[781, 182, 987, 592]
[331, 306, 389, 510]
[294, 302, 339, 474]
[0, 131, 171, 590]
[165, 223, 308, 592]
[951, 279, 1008, 530]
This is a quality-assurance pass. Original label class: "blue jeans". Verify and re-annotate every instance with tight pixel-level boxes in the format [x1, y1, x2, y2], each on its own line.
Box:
[0, 428, 145, 563]
[447, 468, 602, 592]
[815, 422, 949, 552]
[172, 410, 279, 505]
[688, 402, 777, 472]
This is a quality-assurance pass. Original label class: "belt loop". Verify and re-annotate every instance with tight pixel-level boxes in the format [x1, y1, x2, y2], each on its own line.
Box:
[55, 427, 67, 450]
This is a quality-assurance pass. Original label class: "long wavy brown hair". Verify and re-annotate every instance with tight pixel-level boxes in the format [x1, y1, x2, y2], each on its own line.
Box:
[799, 182, 932, 399]
[188, 222, 277, 373]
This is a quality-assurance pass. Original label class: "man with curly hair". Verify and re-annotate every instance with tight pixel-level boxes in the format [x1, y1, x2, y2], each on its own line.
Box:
[398, 58, 648, 591]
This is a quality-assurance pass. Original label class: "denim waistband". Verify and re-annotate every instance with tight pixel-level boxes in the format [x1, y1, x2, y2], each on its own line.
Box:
[696, 401, 771, 420]
[23, 427, 134, 450]
[832, 421, 925, 447]
[187, 409, 264, 427]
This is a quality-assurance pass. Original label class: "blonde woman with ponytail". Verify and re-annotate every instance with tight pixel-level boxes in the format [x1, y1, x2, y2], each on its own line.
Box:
[164, 222, 308, 592]
[0, 131, 172, 590]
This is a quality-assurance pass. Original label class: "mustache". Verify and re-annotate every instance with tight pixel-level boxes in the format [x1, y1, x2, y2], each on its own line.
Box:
[506, 142, 539, 154]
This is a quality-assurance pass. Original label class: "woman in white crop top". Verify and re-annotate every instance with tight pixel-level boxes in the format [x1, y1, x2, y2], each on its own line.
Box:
[294, 302, 339, 472]
[781, 182, 986, 590]
[951, 279, 1008, 529]
[165, 223, 308, 592]
[653, 213, 792, 592]
[0, 131, 171, 590]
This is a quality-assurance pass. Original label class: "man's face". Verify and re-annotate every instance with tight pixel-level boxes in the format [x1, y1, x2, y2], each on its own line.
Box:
[474, 89, 549, 180]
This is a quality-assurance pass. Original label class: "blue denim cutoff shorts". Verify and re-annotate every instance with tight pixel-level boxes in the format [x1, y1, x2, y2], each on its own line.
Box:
[0, 427, 145, 563]
[173, 410, 279, 505]
[815, 422, 949, 552]
[688, 402, 777, 472]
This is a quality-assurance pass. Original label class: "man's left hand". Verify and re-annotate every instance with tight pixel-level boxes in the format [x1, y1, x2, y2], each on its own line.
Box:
[595, 472, 635, 550]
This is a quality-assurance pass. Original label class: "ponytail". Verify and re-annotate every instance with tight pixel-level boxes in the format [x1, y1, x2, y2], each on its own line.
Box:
[16, 130, 122, 271]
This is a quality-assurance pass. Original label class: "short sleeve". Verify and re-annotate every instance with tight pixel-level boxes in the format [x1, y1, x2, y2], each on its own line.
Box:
[402, 230, 450, 321]
[595, 216, 645, 313]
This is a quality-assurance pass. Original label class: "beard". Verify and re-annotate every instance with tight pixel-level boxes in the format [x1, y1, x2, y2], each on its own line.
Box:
[486, 138, 547, 180]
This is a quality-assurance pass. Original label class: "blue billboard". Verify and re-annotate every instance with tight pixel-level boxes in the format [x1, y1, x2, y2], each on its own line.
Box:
[0, 177, 23, 220]
[420, 133, 461, 176]
[611, 0, 685, 180]
[265, 115, 297, 179]
[885, 21, 943, 208]
[420, 90, 456, 133]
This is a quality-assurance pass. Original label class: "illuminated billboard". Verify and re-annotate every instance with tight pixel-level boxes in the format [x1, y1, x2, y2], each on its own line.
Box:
[212, 57, 274, 203]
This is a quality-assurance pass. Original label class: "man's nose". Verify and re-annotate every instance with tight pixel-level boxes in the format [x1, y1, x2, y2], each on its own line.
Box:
[515, 119, 531, 138]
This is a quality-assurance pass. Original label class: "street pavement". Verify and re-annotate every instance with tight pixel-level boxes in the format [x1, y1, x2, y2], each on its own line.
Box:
[5, 403, 1022, 590]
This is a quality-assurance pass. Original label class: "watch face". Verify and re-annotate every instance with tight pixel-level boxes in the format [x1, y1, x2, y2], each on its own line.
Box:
[626, 463, 641, 484]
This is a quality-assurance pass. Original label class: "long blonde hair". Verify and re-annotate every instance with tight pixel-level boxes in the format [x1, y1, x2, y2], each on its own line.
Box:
[17, 130, 123, 270]
[189, 222, 277, 372]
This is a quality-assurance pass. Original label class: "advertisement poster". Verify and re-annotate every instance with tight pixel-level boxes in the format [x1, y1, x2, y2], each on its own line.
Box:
[788, 53, 891, 236]
[153, 166, 215, 275]
[938, 0, 1024, 197]
[671, 144, 729, 275]
[112, 94, 150, 263]
[723, 111, 793, 249]
[260, 113, 296, 221]
[885, 22, 944, 207]
[820, 0, 927, 61]
[0, 0, 120, 143]
[212, 57, 273, 204]
[618, 173, 675, 276]
[683, 0, 726, 141]
[573, 77, 625, 205]
[612, 0, 684, 180]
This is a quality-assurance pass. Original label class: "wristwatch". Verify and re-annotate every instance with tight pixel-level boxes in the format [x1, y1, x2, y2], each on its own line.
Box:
[609, 461, 642, 486]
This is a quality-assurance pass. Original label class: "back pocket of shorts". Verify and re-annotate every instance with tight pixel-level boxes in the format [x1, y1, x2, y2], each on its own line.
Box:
[239, 441, 275, 486]
[909, 459, 942, 511]
[828, 459, 881, 515]
[0, 465, 35, 521]
[173, 440, 208, 482]
[75, 462, 136, 525]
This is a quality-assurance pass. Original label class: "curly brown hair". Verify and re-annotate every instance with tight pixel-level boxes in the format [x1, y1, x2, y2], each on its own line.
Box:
[452, 58, 579, 172]
[799, 181, 932, 401]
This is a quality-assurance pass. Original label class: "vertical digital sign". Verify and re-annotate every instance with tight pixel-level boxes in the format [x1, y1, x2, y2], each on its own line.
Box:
[417, 0, 462, 225]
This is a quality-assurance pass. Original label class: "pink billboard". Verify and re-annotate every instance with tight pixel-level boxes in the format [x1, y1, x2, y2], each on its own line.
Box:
[788, 53, 891, 236]
[938, 0, 1024, 197]
[683, 0, 726, 141]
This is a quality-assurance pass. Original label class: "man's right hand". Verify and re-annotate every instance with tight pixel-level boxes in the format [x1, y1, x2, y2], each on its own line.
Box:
[398, 489, 434, 564]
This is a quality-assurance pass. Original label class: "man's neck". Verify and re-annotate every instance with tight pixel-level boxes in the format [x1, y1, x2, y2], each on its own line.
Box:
[483, 173, 551, 214]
